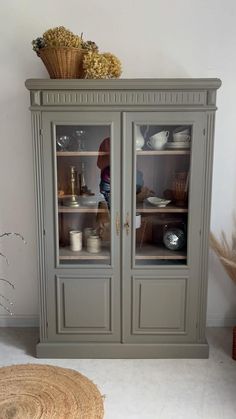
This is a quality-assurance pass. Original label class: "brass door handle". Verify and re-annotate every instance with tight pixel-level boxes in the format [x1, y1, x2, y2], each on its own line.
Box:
[124, 213, 130, 235]
[116, 213, 120, 236]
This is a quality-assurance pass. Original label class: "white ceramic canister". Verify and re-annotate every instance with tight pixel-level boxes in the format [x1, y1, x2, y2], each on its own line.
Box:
[87, 235, 101, 253]
[69, 230, 82, 251]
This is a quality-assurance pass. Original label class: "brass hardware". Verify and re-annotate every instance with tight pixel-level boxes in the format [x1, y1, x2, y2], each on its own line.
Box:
[124, 213, 130, 235]
[116, 213, 120, 236]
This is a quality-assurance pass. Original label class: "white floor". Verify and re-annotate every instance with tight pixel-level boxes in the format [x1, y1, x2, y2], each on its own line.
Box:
[0, 328, 235, 419]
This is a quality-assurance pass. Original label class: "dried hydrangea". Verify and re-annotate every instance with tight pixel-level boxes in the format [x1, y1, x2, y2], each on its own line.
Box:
[103, 53, 122, 78]
[42, 26, 82, 48]
[83, 51, 122, 79]
[83, 51, 109, 79]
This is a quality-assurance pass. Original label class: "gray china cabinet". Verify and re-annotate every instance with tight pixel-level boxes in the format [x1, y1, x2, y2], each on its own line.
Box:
[26, 78, 221, 358]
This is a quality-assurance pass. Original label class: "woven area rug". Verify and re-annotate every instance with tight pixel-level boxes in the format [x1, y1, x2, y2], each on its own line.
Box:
[0, 364, 104, 419]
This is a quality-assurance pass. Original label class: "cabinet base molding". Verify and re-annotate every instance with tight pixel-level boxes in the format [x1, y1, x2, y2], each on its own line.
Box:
[36, 341, 209, 359]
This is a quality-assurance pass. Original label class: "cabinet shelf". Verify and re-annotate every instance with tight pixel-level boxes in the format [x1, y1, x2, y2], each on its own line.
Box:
[136, 204, 188, 213]
[59, 246, 110, 260]
[136, 150, 190, 156]
[58, 206, 108, 213]
[57, 151, 109, 157]
[136, 244, 187, 260]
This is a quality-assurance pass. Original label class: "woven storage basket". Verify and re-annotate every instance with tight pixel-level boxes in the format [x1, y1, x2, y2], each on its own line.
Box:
[39, 47, 85, 79]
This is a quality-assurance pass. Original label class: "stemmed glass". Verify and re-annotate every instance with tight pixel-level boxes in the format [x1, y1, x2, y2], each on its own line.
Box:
[74, 129, 86, 151]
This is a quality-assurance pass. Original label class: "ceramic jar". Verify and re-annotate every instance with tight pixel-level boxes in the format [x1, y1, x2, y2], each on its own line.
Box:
[87, 235, 101, 253]
[83, 227, 96, 247]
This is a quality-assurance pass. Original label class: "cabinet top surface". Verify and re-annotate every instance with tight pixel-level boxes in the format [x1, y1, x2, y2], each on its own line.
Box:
[25, 78, 221, 91]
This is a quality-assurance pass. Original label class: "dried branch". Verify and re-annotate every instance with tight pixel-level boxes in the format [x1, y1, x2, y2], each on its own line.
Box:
[0, 232, 25, 315]
[0, 301, 13, 315]
[0, 232, 27, 244]
[0, 294, 13, 305]
[0, 253, 9, 265]
[0, 278, 15, 289]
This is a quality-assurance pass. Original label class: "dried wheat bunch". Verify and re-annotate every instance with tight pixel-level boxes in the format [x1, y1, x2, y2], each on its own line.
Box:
[210, 229, 236, 283]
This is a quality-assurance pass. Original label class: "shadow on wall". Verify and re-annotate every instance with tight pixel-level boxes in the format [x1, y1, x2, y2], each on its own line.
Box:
[208, 250, 236, 325]
[0, 327, 39, 357]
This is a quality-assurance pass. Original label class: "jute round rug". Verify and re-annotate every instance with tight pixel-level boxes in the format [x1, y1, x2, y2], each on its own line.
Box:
[0, 364, 104, 419]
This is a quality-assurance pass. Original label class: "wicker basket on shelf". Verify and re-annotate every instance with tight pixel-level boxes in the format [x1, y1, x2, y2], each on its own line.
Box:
[38, 47, 86, 79]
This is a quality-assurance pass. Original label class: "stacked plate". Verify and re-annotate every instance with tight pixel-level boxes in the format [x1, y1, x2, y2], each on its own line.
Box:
[167, 142, 190, 149]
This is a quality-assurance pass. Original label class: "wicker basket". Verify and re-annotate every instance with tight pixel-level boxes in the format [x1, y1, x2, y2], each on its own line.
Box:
[39, 47, 86, 79]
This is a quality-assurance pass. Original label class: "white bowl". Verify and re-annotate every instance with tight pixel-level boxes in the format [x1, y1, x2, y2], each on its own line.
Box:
[146, 197, 171, 207]
[78, 195, 97, 206]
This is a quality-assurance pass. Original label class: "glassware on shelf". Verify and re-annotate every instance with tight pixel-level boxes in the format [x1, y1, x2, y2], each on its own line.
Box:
[56, 135, 71, 151]
[78, 162, 93, 196]
[172, 171, 189, 207]
[67, 129, 86, 151]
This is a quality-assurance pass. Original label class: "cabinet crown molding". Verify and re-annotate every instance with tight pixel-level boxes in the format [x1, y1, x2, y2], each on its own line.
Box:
[25, 78, 221, 108]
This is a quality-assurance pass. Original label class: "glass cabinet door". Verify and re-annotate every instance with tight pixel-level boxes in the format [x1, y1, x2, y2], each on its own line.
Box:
[54, 124, 112, 265]
[134, 123, 191, 265]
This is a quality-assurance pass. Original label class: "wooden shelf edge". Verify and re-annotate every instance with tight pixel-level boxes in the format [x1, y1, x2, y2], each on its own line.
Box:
[137, 205, 188, 213]
[58, 207, 108, 213]
[135, 255, 187, 260]
[59, 246, 110, 260]
[57, 151, 109, 156]
[136, 150, 191, 155]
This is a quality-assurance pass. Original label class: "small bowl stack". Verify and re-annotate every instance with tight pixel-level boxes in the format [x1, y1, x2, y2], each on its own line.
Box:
[167, 127, 191, 149]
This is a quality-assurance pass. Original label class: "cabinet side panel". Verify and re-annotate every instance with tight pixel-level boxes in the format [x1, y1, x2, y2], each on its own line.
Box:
[32, 111, 47, 341]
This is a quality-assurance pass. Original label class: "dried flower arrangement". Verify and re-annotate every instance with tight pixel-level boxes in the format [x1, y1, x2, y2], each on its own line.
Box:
[32, 26, 122, 79]
[210, 228, 236, 283]
[210, 220, 236, 360]
[0, 233, 26, 315]
[83, 51, 122, 79]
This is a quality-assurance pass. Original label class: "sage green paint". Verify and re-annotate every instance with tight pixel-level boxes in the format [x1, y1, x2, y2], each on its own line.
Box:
[25, 79, 221, 358]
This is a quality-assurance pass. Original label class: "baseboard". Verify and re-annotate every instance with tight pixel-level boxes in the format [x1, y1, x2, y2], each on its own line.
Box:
[0, 315, 39, 327]
[207, 316, 236, 327]
[37, 341, 209, 359]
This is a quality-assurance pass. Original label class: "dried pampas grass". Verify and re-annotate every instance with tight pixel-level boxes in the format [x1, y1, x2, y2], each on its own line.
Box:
[210, 223, 236, 283]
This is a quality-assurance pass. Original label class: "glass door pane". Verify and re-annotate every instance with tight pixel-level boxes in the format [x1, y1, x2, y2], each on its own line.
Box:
[135, 124, 191, 266]
[55, 124, 111, 265]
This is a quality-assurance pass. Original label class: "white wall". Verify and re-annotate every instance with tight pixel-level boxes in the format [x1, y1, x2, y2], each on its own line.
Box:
[0, 0, 236, 326]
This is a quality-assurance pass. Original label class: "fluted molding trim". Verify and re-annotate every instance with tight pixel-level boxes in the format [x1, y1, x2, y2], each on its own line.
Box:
[32, 111, 47, 342]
